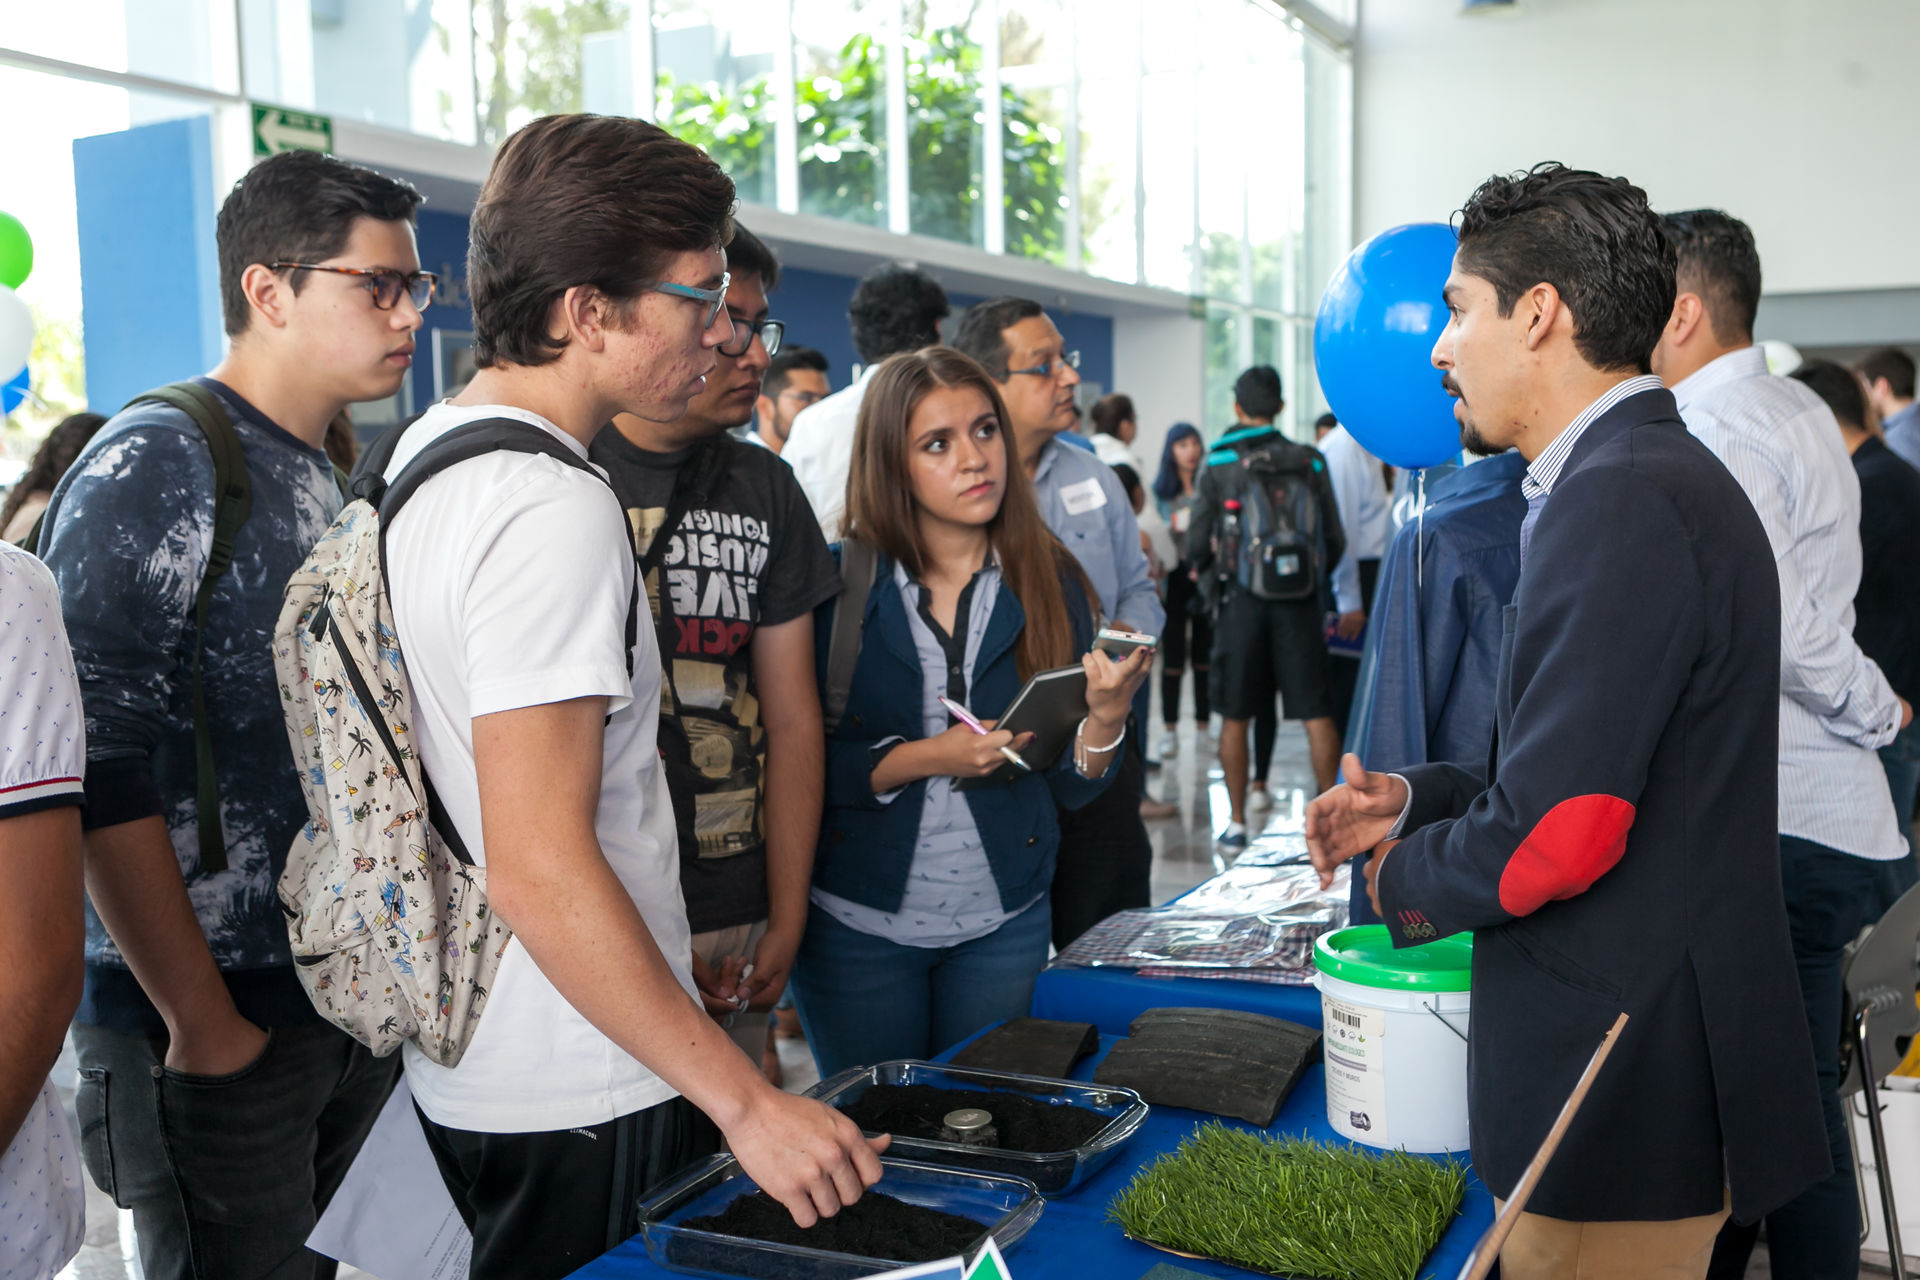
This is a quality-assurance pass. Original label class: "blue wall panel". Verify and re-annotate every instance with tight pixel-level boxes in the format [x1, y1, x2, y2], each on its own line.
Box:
[74, 116, 224, 412]
[403, 207, 477, 411]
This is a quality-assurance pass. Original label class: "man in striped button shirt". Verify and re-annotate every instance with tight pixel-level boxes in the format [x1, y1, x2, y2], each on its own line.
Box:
[1653, 208, 1912, 1280]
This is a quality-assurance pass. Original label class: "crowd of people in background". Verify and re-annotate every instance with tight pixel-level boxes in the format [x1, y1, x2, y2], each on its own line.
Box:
[2, 110, 1919, 1280]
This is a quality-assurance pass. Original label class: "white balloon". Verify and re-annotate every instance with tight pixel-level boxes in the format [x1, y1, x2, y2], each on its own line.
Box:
[0, 286, 31, 379]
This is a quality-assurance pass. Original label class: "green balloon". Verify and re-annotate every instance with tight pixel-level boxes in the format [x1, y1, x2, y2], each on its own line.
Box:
[0, 213, 32, 291]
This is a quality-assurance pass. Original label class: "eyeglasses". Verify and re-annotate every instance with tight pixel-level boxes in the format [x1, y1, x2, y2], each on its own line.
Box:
[1008, 349, 1080, 380]
[718, 317, 785, 359]
[649, 273, 732, 330]
[269, 263, 437, 312]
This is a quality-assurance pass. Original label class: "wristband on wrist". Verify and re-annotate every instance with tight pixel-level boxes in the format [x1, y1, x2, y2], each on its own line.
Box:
[1073, 715, 1127, 774]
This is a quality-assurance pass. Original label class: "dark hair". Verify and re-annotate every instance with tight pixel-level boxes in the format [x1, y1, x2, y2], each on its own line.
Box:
[764, 345, 829, 399]
[1153, 422, 1202, 500]
[1090, 393, 1136, 438]
[848, 263, 949, 365]
[1314, 412, 1338, 432]
[1858, 347, 1917, 401]
[846, 347, 1097, 680]
[1233, 366, 1283, 419]
[1111, 463, 1143, 504]
[726, 223, 781, 292]
[1790, 359, 1869, 433]
[323, 411, 359, 471]
[1455, 162, 1675, 374]
[1661, 209, 1762, 345]
[0, 412, 107, 534]
[216, 151, 423, 337]
[469, 115, 736, 369]
[950, 296, 1045, 379]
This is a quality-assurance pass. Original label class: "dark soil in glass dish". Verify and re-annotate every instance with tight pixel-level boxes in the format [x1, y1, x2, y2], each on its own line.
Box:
[681, 1189, 985, 1264]
[839, 1084, 1109, 1152]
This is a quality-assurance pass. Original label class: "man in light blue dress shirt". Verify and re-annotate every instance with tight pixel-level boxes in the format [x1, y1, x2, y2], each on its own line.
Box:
[952, 297, 1168, 946]
[1658, 209, 1911, 1280]
[1859, 346, 1920, 471]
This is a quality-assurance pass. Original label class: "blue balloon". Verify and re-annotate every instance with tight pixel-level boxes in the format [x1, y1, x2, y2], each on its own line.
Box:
[1313, 223, 1461, 471]
[0, 365, 25, 416]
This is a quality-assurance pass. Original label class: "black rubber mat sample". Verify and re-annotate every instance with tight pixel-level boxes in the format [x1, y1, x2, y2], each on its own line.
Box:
[839, 1083, 1110, 1151]
[681, 1189, 984, 1264]
[948, 1017, 1100, 1078]
[1092, 1006, 1322, 1126]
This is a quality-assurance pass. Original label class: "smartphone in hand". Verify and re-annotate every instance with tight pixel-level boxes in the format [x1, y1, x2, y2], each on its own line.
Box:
[1094, 627, 1157, 660]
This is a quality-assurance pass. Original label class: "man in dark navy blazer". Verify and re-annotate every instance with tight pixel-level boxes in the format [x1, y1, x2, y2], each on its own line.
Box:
[1306, 163, 1828, 1280]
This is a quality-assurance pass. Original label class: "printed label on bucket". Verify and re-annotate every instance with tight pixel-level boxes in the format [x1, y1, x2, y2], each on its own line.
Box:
[1324, 996, 1387, 1141]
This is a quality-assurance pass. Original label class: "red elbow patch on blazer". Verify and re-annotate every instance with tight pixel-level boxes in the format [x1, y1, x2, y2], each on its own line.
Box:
[1497, 794, 1636, 917]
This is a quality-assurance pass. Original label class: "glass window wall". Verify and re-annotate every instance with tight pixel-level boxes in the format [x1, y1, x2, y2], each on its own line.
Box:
[792, 0, 889, 228]
[653, 0, 784, 208]
[905, 0, 988, 247]
[1073, 0, 1139, 282]
[999, 0, 1070, 266]
[5, 0, 1350, 442]
[245, 0, 477, 144]
[7, 2, 238, 95]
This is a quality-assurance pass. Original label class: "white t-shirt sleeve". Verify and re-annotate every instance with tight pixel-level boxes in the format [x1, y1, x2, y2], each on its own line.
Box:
[462, 468, 638, 720]
[0, 548, 86, 815]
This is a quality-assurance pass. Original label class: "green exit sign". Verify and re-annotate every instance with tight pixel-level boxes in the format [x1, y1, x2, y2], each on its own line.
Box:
[252, 104, 334, 157]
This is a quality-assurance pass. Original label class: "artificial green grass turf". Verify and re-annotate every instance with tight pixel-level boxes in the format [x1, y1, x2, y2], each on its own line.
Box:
[1107, 1124, 1467, 1280]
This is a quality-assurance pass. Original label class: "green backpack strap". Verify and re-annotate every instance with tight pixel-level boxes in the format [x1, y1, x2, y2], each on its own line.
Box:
[125, 382, 252, 875]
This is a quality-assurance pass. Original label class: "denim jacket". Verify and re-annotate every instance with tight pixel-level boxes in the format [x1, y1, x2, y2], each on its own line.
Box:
[811, 549, 1114, 913]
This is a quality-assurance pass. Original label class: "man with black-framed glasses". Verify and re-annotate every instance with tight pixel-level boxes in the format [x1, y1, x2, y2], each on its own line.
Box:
[38, 148, 422, 1280]
[951, 295, 1168, 948]
[591, 225, 842, 1088]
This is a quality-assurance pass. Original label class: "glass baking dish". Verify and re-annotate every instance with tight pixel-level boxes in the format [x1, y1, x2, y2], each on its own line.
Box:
[636, 1154, 1044, 1280]
[806, 1059, 1149, 1196]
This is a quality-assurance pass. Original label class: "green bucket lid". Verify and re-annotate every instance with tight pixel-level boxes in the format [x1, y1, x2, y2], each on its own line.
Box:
[1314, 924, 1473, 992]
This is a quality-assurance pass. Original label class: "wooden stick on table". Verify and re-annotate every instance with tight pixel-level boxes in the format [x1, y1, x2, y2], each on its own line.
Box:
[1455, 1011, 1630, 1280]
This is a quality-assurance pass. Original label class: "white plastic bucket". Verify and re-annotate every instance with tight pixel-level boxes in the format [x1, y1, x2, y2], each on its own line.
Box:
[1313, 925, 1472, 1155]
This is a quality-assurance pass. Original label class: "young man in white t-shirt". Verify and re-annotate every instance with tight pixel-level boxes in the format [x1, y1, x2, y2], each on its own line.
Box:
[380, 115, 884, 1279]
[0, 544, 88, 1279]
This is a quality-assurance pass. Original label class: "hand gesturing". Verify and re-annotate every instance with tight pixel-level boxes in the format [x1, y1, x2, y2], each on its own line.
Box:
[1304, 753, 1408, 889]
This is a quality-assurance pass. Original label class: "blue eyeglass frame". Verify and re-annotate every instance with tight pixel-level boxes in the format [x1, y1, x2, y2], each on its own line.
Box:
[648, 272, 732, 329]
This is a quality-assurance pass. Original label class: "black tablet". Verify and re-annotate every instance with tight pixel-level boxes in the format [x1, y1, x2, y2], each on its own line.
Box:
[958, 664, 1088, 788]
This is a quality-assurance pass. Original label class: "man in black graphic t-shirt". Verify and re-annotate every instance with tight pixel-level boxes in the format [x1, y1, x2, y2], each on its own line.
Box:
[591, 226, 839, 1067]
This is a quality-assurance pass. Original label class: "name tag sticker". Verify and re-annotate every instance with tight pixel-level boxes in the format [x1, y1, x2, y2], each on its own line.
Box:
[1060, 477, 1107, 516]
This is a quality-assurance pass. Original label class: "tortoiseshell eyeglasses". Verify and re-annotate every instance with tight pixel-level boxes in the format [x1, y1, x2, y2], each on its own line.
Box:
[269, 262, 438, 312]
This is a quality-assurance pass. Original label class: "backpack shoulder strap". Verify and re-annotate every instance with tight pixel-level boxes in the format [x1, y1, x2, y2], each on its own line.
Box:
[349, 412, 420, 502]
[124, 381, 250, 875]
[378, 416, 643, 684]
[823, 536, 878, 735]
[376, 418, 601, 520]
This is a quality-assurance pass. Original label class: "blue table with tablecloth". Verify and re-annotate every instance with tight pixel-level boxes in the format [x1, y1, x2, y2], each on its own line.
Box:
[1029, 964, 1325, 1035]
[570, 1023, 1493, 1280]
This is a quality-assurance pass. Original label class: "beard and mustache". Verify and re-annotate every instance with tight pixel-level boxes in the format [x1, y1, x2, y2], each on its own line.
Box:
[1442, 372, 1507, 459]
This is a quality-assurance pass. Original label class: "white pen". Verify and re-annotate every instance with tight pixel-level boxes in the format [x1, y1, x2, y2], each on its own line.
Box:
[938, 695, 1031, 772]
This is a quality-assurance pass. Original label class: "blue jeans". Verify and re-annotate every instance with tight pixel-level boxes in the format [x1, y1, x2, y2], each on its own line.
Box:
[1879, 722, 1920, 902]
[73, 1019, 399, 1280]
[791, 896, 1052, 1078]
[1709, 836, 1886, 1280]
[1881, 720, 1920, 831]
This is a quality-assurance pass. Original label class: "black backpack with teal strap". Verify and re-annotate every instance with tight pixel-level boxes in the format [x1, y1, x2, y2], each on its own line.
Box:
[27, 381, 253, 873]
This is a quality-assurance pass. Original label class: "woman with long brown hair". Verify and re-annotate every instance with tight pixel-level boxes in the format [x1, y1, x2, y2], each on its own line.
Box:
[793, 347, 1151, 1075]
